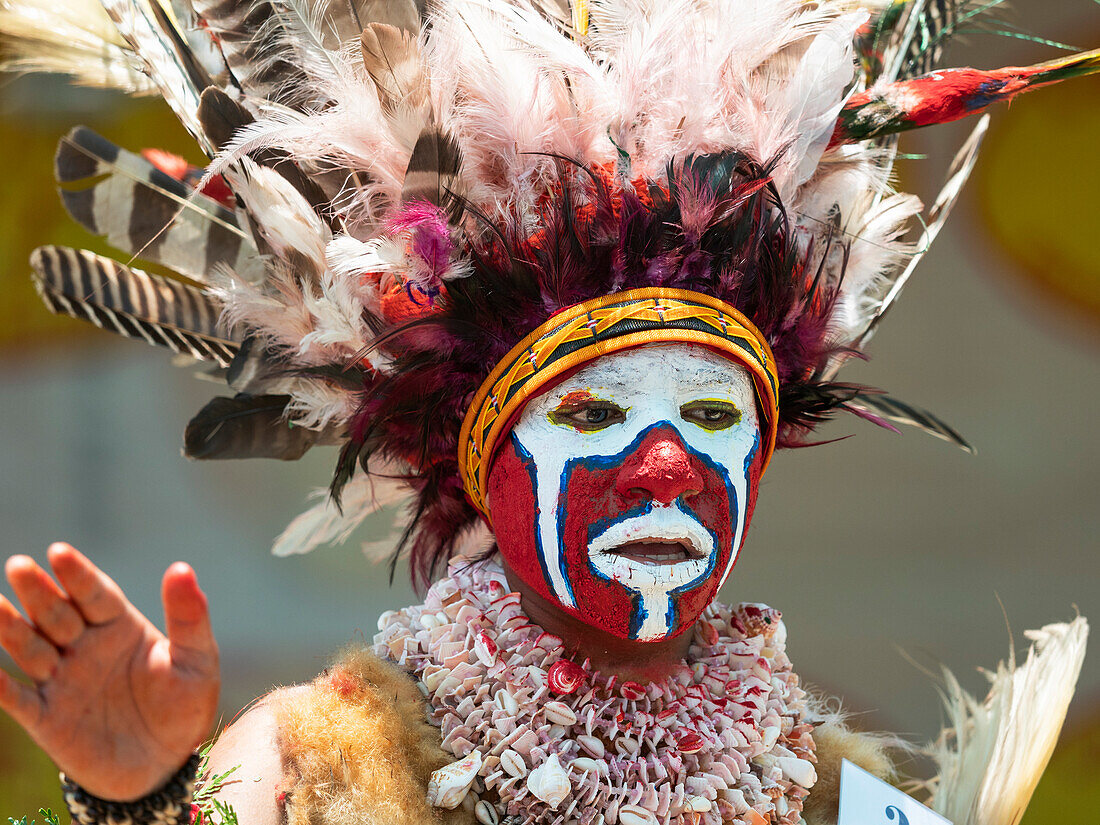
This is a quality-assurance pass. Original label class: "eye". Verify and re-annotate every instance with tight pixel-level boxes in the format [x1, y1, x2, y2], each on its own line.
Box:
[548, 401, 627, 431]
[680, 400, 742, 431]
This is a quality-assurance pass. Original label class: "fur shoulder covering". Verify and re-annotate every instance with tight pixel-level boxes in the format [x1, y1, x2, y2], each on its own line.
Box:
[272, 649, 474, 825]
[272, 649, 894, 825]
[802, 715, 897, 825]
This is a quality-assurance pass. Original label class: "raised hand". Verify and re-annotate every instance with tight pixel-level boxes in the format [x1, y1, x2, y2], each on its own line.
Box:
[0, 543, 219, 802]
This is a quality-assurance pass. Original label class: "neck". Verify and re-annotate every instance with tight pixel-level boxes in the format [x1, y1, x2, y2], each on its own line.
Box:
[500, 561, 694, 683]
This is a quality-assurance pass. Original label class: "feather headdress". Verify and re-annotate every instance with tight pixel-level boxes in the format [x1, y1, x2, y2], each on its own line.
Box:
[2, 0, 1097, 584]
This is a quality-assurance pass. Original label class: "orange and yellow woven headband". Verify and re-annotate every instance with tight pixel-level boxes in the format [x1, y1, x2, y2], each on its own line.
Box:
[458, 288, 779, 520]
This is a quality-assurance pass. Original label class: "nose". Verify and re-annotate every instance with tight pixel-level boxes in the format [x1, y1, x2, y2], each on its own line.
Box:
[615, 427, 704, 505]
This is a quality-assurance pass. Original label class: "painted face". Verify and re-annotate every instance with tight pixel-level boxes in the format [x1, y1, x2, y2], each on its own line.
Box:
[486, 343, 763, 642]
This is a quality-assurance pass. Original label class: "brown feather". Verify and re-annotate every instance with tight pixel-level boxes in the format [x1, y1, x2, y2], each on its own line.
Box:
[359, 22, 428, 115]
[330, 0, 425, 47]
[198, 86, 334, 225]
[184, 393, 324, 460]
[401, 127, 464, 217]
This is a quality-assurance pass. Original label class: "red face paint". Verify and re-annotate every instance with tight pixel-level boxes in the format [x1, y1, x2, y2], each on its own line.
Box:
[490, 426, 764, 639]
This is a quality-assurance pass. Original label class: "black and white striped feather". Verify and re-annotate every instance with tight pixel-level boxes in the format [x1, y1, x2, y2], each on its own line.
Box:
[97, 0, 218, 154]
[402, 127, 465, 217]
[187, 0, 427, 113]
[30, 245, 240, 367]
[55, 126, 265, 284]
[187, 0, 322, 110]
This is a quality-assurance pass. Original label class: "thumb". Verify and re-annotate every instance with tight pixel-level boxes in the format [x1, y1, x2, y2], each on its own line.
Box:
[161, 563, 218, 670]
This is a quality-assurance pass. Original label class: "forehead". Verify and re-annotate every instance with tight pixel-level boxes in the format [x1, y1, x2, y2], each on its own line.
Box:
[526, 342, 758, 409]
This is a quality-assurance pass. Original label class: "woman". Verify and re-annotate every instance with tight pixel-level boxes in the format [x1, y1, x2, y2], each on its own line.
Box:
[0, 0, 1094, 822]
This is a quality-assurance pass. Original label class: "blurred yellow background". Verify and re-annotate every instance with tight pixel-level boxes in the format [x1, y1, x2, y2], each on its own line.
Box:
[1, 4, 1099, 821]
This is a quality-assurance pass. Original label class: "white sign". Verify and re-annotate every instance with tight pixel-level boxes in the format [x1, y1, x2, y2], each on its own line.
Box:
[838, 759, 953, 825]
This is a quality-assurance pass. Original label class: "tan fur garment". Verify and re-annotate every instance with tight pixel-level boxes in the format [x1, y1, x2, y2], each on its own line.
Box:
[802, 716, 897, 825]
[273, 649, 474, 825]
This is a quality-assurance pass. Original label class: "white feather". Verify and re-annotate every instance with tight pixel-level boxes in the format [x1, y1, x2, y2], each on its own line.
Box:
[213, 265, 316, 355]
[219, 158, 331, 261]
[429, 3, 594, 215]
[282, 378, 356, 429]
[272, 467, 410, 557]
[296, 271, 374, 367]
[211, 75, 407, 231]
[776, 11, 866, 193]
[248, 0, 345, 105]
[929, 616, 1089, 825]
[827, 189, 922, 342]
[0, 0, 156, 92]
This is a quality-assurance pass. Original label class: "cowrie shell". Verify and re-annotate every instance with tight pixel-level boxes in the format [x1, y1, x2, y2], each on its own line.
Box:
[577, 734, 605, 758]
[618, 804, 658, 825]
[422, 668, 447, 693]
[474, 631, 498, 666]
[543, 701, 578, 726]
[761, 725, 781, 750]
[474, 800, 499, 825]
[500, 749, 527, 778]
[570, 756, 600, 774]
[494, 688, 519, 715]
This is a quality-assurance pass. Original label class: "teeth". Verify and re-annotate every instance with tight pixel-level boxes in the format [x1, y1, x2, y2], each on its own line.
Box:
[615, 550, 689, 563]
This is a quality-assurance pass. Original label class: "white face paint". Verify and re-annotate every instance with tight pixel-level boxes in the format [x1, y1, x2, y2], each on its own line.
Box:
[506, 342, 761, 641]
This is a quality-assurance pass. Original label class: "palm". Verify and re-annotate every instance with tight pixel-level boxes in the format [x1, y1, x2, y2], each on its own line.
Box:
[0, 544, 219, 801]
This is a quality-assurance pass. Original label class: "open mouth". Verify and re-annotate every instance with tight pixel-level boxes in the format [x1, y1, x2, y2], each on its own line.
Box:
[587, 504, 716, 569]
[609, 540, 704, 565]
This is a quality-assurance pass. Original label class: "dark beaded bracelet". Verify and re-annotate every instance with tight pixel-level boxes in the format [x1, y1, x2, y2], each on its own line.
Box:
[60, 752, 202, 825]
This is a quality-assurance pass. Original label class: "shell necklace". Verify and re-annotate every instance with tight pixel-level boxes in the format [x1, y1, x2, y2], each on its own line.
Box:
[373, 558, 818, 825]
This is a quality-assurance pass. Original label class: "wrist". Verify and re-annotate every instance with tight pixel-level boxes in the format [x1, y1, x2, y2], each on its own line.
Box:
[61, 752, 201, 825]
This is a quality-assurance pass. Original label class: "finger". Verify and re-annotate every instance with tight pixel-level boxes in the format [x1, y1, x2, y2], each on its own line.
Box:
[0, 593, 60, 682]
[0, 668, 45, 732]
[162, 563, 218, 669]
[5, 555, 85, 648]
[47, 543, 128, 625]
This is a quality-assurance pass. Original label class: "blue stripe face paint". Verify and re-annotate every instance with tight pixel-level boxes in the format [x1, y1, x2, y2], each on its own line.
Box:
[490, 343, 762, 642]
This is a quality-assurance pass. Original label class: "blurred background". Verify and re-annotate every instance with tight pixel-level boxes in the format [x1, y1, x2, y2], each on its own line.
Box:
[1, 1, 1098, 819]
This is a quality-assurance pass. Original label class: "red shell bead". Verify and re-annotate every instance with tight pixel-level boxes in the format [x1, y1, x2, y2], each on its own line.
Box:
[620, 680, 646, 700]
[547, 659, 586, 694]
[677, 731, 706, 754]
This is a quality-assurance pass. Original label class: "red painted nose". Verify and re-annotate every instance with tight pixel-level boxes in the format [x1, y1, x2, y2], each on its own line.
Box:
[615, 428, 704, 504]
